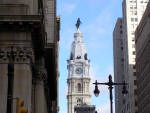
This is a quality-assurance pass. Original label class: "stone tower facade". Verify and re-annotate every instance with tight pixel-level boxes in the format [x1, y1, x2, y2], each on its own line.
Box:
[67, 23, 91, 113]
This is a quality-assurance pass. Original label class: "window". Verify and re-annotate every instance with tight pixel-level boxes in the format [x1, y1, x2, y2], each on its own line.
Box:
[144, 1, 148, 3]
[132, 44, 135, 48]
[135, 18, 138, 22]
[120, 30, 123, 34]
[78, 83, 81, 92]
[130, 5, 133, 9]
[134, 89, 137, 95]
[133, 72, 136, 76]
[132, 37, 135, 41]
[131, 24, 134, 29]
[133, 65, 136, 69]
[131, 18, 134, 21]
[133, 51, 136, 55]
[127, 103, 129, 110]
[121, 47, 123, 50]
[135, 100, 137, 106]
[134, 80, 137, 85]
[131, 31, 135, 35]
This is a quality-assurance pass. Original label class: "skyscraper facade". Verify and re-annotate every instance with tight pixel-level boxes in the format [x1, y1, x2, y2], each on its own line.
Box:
[114, 0, 148, 113]
[113, 18, 125, 113]
[135, 1, 150, 113]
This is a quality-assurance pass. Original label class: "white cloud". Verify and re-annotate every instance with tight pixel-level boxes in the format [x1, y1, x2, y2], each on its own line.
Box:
[61, 3, 76, 14]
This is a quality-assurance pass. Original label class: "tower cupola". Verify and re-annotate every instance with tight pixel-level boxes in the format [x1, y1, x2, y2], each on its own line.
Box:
[70, 19, 88, 61]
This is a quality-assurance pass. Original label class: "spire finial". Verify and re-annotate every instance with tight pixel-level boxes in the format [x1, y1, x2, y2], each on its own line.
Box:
[76, 18, 82, 29]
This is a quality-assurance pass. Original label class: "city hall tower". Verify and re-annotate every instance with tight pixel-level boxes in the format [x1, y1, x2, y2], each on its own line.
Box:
[67, 19, 91, 113]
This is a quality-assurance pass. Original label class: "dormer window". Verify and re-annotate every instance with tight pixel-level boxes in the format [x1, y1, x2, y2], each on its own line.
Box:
[76, 56, 81, 59]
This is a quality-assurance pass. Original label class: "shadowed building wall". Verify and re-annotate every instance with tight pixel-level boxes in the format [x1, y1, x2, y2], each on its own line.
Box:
[135, 1, 150, 113]
[0, 0, 60, 113]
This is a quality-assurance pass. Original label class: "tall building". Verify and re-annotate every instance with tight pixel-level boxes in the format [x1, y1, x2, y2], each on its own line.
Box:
[113, 18, 125, 113]
[67, 19, 91, 113]
[113, 0, 148, 113]
[135, 1, 150, 113]
[0, 0, 60, 113]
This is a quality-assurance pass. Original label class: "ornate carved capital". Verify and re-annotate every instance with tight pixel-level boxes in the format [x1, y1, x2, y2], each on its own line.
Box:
[0, 46, 34, 63]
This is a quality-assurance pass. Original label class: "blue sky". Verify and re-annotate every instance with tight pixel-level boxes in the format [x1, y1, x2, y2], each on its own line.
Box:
[57, 0, 122, 113]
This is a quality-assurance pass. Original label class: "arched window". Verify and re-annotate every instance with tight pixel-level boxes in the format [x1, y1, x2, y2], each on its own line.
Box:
[78, 83, 81, 92]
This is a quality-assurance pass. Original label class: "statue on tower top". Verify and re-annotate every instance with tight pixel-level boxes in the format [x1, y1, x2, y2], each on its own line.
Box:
[76, 18, 82, 29]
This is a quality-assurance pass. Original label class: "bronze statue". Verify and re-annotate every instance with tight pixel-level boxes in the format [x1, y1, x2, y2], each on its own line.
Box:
[76, 18, 82, 29]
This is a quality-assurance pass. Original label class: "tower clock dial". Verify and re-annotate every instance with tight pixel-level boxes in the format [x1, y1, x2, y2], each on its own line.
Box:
[75, 67, 83, 74]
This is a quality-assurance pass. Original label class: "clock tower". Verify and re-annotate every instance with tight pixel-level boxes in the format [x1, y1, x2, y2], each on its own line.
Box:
[67, 19, 91, 113]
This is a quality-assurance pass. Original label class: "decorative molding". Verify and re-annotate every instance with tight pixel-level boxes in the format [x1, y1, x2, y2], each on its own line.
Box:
[0, 46, 33, 63]
[33, 66, 47, 83]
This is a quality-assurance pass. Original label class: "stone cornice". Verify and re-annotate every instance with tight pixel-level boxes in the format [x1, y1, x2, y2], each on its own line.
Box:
[0, 15, 42, 22]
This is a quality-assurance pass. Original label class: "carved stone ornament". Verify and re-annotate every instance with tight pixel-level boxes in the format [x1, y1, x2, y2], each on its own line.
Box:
[0, 46, 33, 63]
[38, 67, 47, 81]
[33, 66, 47, 82]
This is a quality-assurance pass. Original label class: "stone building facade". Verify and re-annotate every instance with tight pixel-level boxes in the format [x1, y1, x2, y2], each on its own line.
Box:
[0, 0, 60, 113]
[135, 1, 150, 113]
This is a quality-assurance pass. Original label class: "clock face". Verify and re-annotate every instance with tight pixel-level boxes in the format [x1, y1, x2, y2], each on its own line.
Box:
[75, 67, 83, 74]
